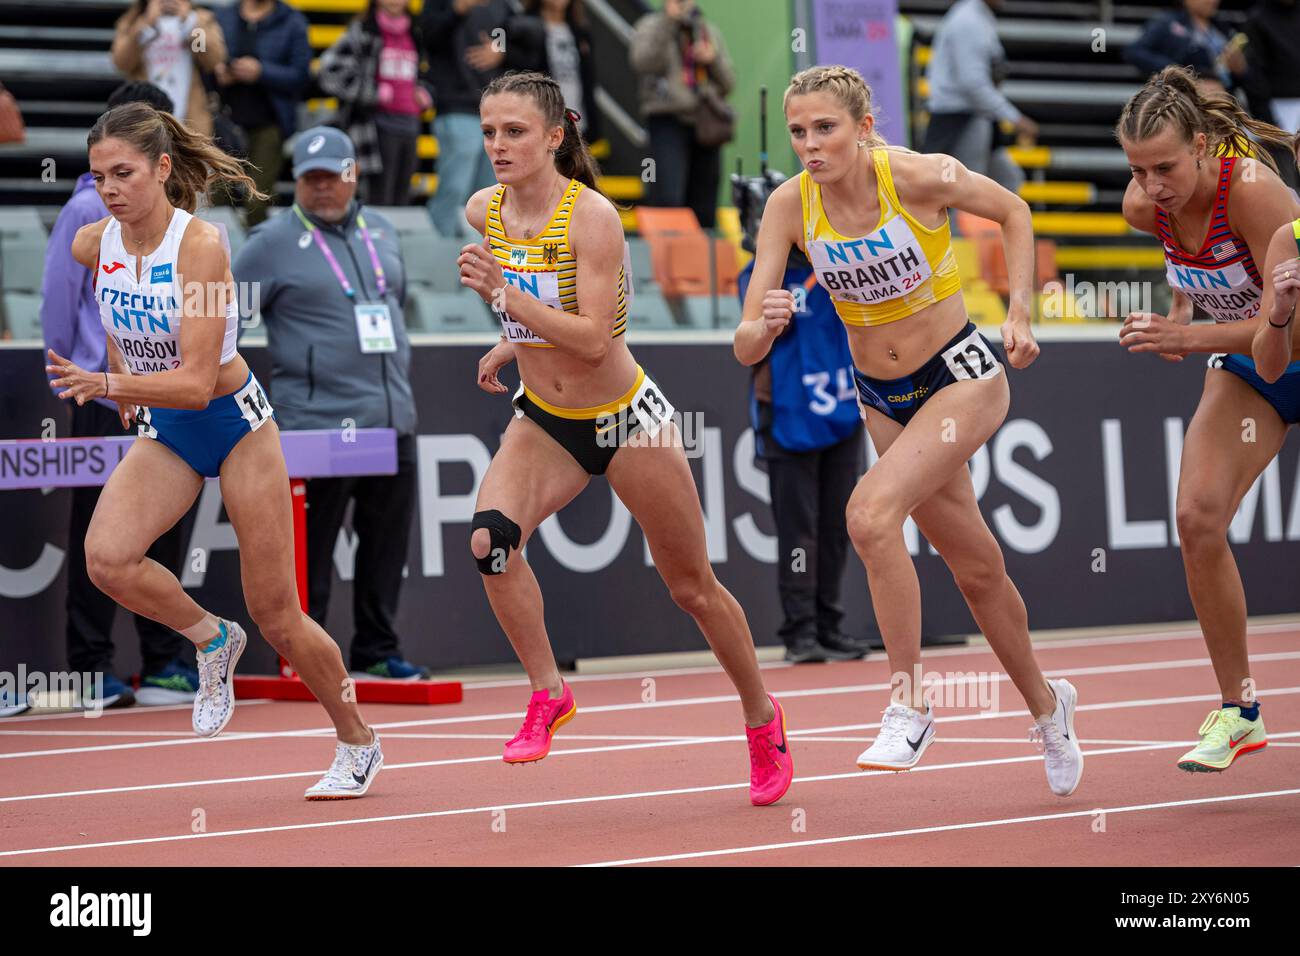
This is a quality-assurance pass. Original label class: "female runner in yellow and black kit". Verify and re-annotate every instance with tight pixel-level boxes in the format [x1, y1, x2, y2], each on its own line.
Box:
[459, 71, 793, 807]
[736, 65, 1082, 797]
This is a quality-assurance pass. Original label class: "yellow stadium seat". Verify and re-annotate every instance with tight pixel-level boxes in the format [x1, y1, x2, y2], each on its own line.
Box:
[963, 287, 1007, 325]
[1018, 181, 1096, 205]
[1031, 212, 1133, 237]
[1007, 146, 1051, 169]
[1054, 246, 1166, 270]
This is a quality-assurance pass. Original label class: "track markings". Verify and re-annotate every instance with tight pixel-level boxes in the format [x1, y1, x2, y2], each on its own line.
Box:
[577, 788, 1300, 867]
[3, 732, 1298, 857]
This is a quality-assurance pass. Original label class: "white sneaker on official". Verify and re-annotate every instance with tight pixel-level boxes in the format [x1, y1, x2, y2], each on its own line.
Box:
[304, 732, 384, 800]
[1029, 678, 1084, 796]
[192, 620, 246, 738]
[857, 703, 936, 770]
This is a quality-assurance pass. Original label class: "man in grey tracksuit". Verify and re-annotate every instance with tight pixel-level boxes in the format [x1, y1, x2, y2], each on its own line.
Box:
[232, 126, 428, 679]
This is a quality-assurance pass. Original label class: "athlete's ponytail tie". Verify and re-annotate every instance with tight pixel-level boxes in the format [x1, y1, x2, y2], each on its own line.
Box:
[564, 108, 581, 126]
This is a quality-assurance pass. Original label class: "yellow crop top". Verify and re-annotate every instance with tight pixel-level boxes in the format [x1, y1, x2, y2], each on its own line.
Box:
[799, 149, 962, 327]
[486, 178, 629, 348]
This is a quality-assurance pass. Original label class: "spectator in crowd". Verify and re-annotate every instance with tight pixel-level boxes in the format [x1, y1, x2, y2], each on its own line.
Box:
[734, 183, 869, 663]
[922, 0, 1035, 194]
[232, 127, 429, 680]
[39, 82, 198, 709]
[507, 0, 601, 143]
[111, 0, 226, 137]
[630, 0, 734, 229]
[1125, 0, 1250, 97]
[419, 0, 514, 236]
[1241, 0, 1300, 187]
[212, 0, 312, 225]
[319, 0, 434, 206]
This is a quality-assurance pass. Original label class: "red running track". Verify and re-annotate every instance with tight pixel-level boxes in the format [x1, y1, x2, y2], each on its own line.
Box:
[2, 624, 1298, 867]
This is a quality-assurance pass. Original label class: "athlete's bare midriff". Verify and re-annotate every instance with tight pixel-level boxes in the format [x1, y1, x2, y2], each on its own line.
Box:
[841, 288, 970, 380]
[514, 333, 640, 408]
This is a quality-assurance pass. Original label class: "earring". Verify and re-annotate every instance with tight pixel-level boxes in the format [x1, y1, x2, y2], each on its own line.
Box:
[1197, 158, 1203, 170]
[857, 139, 867, 148]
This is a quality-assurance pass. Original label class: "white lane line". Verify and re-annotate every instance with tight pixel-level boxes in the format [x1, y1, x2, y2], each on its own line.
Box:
[6, 652, 1300, 761]
[6, 736, 1298, 859]
[576, 788, 1300, 867]
[457, 622, 1300, 690]
[2, 678, 1295, 808]
[373, 732, 712, 742]
[793, 736, 1186, 746]
[0, 729, 209, 738]
[4, 684, 1298, 791]
[0, 700, 272, 724]
[0, 739, 1214, 858]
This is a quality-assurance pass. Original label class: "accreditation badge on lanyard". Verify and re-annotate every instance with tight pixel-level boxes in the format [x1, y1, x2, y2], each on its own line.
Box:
[292, 204, 396, 353]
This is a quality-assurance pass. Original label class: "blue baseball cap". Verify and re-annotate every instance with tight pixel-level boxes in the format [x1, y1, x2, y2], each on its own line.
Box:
[292, 126, 356, 179]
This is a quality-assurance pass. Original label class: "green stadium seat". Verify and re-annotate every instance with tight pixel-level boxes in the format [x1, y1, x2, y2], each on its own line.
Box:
[196, 206, 249, 260]
[624, 290, 677, 331]
[0, 207, 48, 293]
[407, 288, 494, 333]
[407, 237, 473, 294]
[679, 296, 737, 330]
[2, 291, 43, 340]
[626, 236, 657, 292]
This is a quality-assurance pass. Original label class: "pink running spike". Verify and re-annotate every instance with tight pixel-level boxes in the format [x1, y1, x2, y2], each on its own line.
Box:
[746, 694, 794, 806]
[503, 682, 577, 764]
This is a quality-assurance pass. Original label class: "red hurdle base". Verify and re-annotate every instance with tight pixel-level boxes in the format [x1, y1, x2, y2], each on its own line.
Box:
[232, 674, 462, 705]
[229, 479, 463, 706]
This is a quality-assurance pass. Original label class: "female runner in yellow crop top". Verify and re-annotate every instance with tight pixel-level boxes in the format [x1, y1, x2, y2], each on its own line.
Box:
[459, 72, 793, 807]
[735, 65, 1083, 797]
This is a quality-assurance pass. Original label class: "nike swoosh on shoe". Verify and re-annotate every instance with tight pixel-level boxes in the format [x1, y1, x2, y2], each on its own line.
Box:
[907, 723, 932, 752]
[351, 751, 377, 786]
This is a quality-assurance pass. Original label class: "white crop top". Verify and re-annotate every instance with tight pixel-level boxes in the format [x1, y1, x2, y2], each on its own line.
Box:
[96, 207, 238, 375]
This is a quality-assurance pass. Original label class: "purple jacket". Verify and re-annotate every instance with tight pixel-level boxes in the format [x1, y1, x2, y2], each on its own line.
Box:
[40, 172, 114, 410]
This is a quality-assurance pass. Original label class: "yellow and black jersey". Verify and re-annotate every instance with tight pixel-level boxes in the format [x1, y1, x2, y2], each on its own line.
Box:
[485, 178, 629, 348]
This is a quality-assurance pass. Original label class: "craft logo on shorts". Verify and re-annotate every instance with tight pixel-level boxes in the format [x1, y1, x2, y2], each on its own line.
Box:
[542, 242, 559, 265]
[508, 246, 529, 267]
[49, 886, 151, 936]
[149, 263, 173, 284]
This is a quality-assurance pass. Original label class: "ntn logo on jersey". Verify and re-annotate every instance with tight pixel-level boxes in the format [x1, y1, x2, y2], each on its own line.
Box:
[1168, 261, 1252, 292]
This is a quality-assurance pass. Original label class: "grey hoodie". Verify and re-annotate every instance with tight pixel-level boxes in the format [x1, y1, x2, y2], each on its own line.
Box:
[233, 202, 416, 435]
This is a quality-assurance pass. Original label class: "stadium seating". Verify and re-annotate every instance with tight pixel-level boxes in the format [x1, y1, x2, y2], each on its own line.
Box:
[406, 288, 495, 334]
[0, 206, 47, 295]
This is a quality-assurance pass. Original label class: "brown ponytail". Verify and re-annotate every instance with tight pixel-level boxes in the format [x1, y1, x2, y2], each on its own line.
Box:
[88, 102, 268, 213]
[1116, 65, 1293, 174]
[481, 70, 608, 200]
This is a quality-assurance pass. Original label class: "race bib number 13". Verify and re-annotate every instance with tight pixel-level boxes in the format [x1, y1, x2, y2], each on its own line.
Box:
[629, 374, 675, 440]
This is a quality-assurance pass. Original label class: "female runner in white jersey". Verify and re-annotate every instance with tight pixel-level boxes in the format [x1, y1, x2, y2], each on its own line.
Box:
[1116, 67, 1300, 773]
[47, 102, 383, 799]
[736, 65, 1083, 796]
[458, 71, 793, 806]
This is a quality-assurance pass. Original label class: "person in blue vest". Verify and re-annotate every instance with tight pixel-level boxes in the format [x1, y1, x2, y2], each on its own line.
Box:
[737, 232, 870, 664]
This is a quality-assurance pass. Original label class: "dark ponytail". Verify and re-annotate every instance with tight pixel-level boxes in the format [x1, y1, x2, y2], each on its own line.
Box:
[481, 70, 608, 200]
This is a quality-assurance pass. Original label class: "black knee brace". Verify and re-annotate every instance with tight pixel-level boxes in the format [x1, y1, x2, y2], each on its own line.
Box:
[472, 509, 522, 575]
